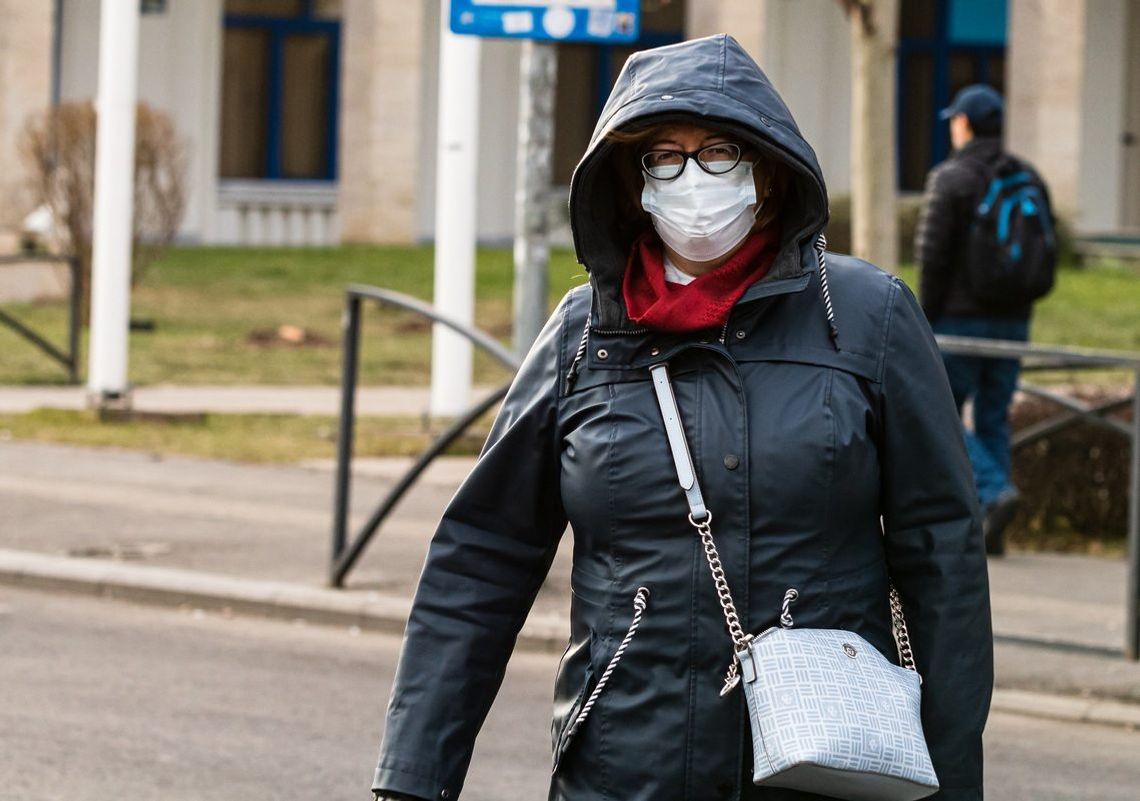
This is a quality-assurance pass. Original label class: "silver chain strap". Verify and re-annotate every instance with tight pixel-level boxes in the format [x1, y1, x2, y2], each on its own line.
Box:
[687, 511, 919, 682]
[687, 511, 751, 695]
[889, 585, 917, 672]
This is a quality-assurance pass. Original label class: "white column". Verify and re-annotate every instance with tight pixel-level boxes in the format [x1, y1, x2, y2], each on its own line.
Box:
[429, 1, 481, 417]
[87, 0, 141, 404]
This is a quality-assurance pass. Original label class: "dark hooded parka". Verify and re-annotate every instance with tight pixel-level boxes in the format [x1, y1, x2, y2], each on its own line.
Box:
[373, 34, 993, 801]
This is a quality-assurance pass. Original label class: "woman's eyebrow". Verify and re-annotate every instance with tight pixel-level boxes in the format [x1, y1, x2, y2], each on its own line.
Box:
[647, 134, 730, 149]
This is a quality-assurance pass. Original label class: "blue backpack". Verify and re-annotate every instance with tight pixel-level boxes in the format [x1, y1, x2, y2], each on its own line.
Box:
[965, 156, 1057, 308]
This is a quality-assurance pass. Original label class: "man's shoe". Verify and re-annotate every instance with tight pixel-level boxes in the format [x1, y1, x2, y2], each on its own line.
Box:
[983, 489, 1020, 556]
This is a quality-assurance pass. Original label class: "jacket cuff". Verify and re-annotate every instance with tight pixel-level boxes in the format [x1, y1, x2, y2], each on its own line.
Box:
[373, 758, 448, 801]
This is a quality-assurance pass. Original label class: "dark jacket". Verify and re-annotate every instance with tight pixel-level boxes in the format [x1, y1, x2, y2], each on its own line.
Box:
[914, 137, 1039, 322]
[373, 35, 992, 801]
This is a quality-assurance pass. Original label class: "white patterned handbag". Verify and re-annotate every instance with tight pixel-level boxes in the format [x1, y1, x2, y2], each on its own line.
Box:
[650, 363, 939, 801]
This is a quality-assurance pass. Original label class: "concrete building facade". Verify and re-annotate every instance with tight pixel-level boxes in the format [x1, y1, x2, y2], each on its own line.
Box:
[0, 0, 1136, 250]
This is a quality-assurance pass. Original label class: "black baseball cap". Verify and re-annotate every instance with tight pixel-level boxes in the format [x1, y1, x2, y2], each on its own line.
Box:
[939, 84, 1003, 127]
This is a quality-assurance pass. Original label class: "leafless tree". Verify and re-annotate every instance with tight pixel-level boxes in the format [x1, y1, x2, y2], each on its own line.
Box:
[19, 101, 188, 319]
[837, 0, 900, 272]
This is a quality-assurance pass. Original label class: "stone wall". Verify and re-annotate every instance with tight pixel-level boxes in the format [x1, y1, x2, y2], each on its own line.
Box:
[0, 0, 54, 248]
[338, 0, 427, 243]
[1006, 0, 1087, 222]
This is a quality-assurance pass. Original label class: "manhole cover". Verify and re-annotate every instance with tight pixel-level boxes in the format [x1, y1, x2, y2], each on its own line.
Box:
[67, 542, 172, 561]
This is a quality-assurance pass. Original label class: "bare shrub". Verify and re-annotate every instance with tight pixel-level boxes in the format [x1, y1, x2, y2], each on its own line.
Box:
[132, 104, 188, 285]
[19, 101, 188, 318]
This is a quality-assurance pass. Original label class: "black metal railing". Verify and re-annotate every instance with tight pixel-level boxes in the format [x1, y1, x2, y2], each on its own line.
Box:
[0, 255, 81, 383]
[935, 335, 1140, 660]
[329, 284, 521, 588]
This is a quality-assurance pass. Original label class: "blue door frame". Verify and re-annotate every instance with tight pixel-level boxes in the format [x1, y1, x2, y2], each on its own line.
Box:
[224, 1, 340, 181]
[897, 0, 1006, 188]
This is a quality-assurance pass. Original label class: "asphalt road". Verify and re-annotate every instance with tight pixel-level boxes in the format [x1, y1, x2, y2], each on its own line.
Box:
[2, 588, 1137, 801]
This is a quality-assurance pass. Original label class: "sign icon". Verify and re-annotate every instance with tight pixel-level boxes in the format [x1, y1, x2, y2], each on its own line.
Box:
[449, 1, 640, 44]
[542, 5, 575, 39]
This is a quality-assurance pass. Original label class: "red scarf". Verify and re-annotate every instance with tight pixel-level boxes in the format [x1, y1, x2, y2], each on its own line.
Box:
[621, 228, 780, 333]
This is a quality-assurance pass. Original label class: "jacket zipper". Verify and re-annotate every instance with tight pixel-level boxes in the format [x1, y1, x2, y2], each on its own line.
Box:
[590, 327, 651, 335]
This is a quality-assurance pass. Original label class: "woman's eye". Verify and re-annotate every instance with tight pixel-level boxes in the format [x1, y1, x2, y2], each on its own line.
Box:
[647, 150, 683, 167]
[701, 145, 736, 161]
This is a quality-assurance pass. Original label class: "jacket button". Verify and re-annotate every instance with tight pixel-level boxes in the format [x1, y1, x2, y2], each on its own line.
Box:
[723, 454, 740, 470]
[649, 346, 660, 357]
[734, 329, 746, 340]
[596, 348, 608, 360]
[440, 791, 450, 800]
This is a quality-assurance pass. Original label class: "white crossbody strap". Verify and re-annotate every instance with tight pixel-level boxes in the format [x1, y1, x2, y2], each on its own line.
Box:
[650, 364, 708, 521]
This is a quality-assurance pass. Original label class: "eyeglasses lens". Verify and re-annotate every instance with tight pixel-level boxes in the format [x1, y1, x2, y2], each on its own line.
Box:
[698, 143, 741, 174]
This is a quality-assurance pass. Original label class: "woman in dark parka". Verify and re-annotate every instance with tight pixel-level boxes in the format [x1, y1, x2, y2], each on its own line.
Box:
[372, 34, 993, 801]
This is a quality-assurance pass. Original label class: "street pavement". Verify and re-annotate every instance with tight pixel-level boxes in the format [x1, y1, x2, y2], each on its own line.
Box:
[2, 587, 1138, 801]
[2, 432, 1140, 725]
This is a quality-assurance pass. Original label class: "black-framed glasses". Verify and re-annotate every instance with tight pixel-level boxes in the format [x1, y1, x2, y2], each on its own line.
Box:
[640, 142, 744, 180]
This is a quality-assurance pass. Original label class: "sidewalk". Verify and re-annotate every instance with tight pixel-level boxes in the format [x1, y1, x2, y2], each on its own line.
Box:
[1, 439, 1138, 729]
[0, 384, 498, 417]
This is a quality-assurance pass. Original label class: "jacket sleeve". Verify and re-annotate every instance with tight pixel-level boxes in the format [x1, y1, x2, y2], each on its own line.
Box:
[371, 293, 573, 800]
[877, 279, 993, 801]
[914, 164, 961, 324]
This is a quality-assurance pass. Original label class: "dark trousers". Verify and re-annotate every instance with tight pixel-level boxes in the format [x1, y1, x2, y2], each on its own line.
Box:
[932, 315, 1030, 507]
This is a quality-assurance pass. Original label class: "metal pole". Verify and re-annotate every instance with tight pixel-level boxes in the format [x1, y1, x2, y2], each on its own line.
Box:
[67, 257, 80, 384]
[330, 294, 361, 586]
[87, 0, 140, 406]
[1126, 368, 1140, 659]
[430, 0, 481, 417]
[512, 39, 557, 358]
[51, 0, 64, 108]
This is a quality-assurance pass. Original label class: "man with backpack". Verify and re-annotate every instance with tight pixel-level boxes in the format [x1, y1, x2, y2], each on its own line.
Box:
[915, 84, 1057, 556]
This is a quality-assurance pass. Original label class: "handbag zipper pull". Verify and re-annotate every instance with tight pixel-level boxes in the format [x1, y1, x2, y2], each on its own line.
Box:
[720, 660, 740, 696]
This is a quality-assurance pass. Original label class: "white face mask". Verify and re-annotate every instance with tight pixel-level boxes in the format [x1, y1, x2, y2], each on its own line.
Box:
[641, 160, 761, 262]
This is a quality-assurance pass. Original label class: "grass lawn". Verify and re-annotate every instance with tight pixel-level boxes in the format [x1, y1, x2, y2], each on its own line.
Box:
[0, 245, 589, 387]
[2, 246, 1137, 388]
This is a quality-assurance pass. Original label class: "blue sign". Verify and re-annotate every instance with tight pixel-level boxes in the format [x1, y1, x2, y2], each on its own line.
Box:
[450, 1, 640, 44]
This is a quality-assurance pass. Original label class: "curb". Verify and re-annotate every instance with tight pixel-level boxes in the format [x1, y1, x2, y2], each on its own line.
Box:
[991, 688, 1140, 731]
[0, 549, 568, 654]
[3, 548, 1140, 728]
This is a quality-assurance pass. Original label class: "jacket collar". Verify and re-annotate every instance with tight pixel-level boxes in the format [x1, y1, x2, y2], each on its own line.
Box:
[585, 265, 813, 371]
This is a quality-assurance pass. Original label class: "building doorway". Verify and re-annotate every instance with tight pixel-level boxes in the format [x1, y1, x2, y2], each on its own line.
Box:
[1122, 0, 1140, 231]
[897, 0, 1007, 192]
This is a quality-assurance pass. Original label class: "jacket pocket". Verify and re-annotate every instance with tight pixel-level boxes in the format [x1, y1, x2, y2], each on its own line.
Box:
[551, 656, 594, 774]
[552, 586, 650, 773]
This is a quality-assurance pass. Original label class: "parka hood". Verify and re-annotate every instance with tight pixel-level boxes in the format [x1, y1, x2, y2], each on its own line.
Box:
[568, 34, 830, 330]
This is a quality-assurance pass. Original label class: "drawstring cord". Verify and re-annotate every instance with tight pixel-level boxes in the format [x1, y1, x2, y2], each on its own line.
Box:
[814, 233, 840, 349]
[564, 587, 650, 741]
[564, 313, 591, 393]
